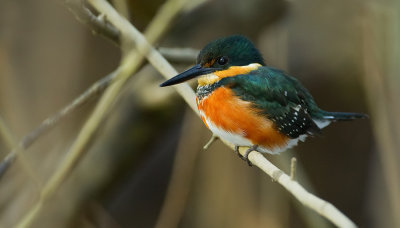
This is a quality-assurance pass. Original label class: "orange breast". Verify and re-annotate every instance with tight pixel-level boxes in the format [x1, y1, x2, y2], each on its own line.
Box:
[196, 87, 289, 149]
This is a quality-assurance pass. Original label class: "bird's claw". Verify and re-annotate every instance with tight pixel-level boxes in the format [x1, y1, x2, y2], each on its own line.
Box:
[234, 145, 258, 166]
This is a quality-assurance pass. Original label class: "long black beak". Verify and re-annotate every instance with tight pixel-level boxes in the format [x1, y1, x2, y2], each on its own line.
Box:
[160, 64, 218, 87]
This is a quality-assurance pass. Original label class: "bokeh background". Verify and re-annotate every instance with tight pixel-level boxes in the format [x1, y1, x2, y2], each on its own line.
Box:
[0, 0, 399, 227]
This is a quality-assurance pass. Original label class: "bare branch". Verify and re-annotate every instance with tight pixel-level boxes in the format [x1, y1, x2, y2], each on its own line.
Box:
[0, 116, 42, 187]
[63, 0, 120, 44]
[247, 151, 356, 228]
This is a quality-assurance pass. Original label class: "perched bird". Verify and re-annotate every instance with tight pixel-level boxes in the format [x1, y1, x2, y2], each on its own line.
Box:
[160, 35, 367, 165]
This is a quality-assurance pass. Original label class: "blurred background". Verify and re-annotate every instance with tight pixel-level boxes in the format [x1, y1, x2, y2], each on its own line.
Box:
[0, 0, 399, 227]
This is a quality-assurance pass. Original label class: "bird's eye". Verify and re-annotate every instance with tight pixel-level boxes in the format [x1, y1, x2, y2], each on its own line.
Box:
[217, 56, 228, 65]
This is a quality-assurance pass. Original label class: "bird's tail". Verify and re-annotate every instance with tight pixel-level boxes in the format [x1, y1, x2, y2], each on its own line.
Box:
[321, 111, 368, 121]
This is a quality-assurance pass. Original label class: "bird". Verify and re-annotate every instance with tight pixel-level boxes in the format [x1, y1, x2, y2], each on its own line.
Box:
[160, 35, 367, 165]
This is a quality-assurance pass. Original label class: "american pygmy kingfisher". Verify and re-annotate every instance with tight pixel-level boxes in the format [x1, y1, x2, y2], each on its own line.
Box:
[160, 35, 367, 164]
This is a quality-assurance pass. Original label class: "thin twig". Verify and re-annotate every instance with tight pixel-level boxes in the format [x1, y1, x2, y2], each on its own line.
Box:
[203, 134, 218, 150]
[290, 157, 297, 180]
[0, 116, 41, 187]
[63, 0, 120, 45]
[0, 72, 116, 179]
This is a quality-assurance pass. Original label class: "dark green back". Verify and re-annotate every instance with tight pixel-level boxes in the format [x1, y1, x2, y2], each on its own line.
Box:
[217, 67, 324, 138]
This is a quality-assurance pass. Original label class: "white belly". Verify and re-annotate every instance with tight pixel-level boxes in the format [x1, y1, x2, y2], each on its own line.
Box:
[200, 110, 331, 154]
[204, 115, 253, 147]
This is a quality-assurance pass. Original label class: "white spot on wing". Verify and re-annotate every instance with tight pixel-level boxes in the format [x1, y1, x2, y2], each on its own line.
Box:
[313, 119, 331, 129]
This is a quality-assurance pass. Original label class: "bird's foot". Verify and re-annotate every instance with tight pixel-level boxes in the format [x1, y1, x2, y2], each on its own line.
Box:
[235, 145, 258, 166]
[234, 146, 241, 157]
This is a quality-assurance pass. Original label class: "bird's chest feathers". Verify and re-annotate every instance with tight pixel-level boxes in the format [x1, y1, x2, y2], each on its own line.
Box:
[196, 87, 289, 149]
[196, 87, 252, 131]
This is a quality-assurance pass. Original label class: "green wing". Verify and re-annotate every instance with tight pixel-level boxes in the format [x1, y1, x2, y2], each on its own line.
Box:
[218, 67, 323, 138]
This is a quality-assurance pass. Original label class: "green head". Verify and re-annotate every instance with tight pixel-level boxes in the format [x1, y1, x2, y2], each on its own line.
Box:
[197, 35, 265, 69]
[160, 35, 265, 87]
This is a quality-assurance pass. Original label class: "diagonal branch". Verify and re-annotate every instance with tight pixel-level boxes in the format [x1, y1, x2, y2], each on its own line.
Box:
[0, 116, 42, 187]
[249, 151, 355, 228]
[63, 0, 120, 45]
